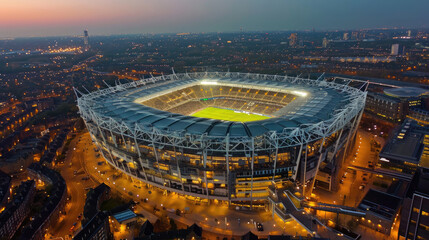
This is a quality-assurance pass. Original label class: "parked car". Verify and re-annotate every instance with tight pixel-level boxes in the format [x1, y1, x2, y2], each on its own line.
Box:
[256, 222, 264, 231]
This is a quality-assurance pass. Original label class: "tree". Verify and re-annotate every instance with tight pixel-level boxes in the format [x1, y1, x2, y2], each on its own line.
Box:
[169, 218, 177, 230]
[153, 219, 169, 232]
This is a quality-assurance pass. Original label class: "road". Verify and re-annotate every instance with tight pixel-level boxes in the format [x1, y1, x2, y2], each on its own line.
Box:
[77, 132, 311, 238]
[48, 134, 97, 239]
[315, 130, 377, 209]
[47, 129, 390, 239]
[313, 129, 402, 239]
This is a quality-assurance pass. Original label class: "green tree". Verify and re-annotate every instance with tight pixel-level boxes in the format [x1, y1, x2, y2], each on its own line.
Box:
[169, 218, 177, 230]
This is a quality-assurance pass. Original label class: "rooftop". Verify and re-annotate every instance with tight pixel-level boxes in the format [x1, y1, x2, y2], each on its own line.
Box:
[384, 87, 429, 98]
[111, 209, 137, 223]
[74, 211, 110, 240]
[379, 118, 426, 164]
[358, 189, 402, 220]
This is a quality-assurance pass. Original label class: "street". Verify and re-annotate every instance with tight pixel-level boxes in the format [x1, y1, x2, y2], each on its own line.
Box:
[313, 129, 400, 240]
[77, 132, 309, 238]
[48, 134, 97, 239]
[47, 129, 394, 239]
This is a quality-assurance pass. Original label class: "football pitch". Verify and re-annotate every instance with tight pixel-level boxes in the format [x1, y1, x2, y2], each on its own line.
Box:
[191, 107, 270, 122]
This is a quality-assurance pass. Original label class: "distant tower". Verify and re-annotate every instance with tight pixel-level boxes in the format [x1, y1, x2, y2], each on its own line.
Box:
[83, 29, 90, 51]
[289, 33, 297, 47]
[343, 32, 349, 41]
[352, 31, 358, 40]
[391, 44, 399, 55]
[391, 44, 405, 56]
[407, 30, 412, 37]
[322, 37, 329, 48]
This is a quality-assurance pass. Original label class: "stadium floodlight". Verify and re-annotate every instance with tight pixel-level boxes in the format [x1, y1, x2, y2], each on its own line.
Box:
[291, 90, 308, 97]
[201, 80, 218, 85]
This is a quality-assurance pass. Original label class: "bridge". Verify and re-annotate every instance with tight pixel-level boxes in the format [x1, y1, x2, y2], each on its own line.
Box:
[348, 165, 413, 181]
[302, 201, 366, 217]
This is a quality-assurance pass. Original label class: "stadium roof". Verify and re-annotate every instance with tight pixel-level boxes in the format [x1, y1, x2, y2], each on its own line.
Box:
[77, 72, 366, 146]
[89, 77, 348, 138]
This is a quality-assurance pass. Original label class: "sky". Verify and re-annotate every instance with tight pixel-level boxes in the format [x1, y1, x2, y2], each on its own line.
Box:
[1, 0, 428, 38]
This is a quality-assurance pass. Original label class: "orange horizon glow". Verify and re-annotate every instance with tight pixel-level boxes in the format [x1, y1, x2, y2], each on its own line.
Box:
[1, 0, 428, 38]
[0, 1, 143, 26]
[0, 0, 201, 37]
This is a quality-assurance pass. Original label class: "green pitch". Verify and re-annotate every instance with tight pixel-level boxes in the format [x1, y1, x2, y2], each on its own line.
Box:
[191, 107, 270, 122]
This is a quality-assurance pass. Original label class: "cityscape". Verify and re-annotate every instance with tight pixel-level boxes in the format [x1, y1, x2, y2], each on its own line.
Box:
[1, 1, 429, 240]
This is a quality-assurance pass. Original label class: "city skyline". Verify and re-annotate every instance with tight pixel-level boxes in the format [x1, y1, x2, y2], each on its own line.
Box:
[1, 0, 429, 38]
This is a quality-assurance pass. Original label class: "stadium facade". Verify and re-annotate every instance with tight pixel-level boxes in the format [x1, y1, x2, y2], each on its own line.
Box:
[76, 72, 366, 205]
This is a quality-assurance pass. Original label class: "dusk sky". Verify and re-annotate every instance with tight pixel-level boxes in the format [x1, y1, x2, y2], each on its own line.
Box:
[1, 0, 428, 38]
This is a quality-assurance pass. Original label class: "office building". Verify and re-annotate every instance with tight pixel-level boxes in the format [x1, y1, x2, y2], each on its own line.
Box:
[398, 167, 429, 240]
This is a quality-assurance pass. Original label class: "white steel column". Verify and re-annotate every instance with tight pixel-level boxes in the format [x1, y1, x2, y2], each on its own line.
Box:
[151, 132, 165, 184]
[172, 144, 185, 194]
[331, 128, 344, 162]
[203, 148, 209, 198]
[88, 120, 116, 169]
[225, 134, 231, 205]
[108, 126, 118, 148]
[133, 134, 148, 182]
[309, 137, 326, 196]
[272, 141, 279, 181]
[119, 128, 128, 151]
[95, 123, 118, 168]
[302, 143, 308, 196]
[292, 143, 304, 181]
[250, 137, 255, 209]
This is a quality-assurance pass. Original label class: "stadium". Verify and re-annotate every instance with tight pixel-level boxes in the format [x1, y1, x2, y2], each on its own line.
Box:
[76, 72, 366, 206]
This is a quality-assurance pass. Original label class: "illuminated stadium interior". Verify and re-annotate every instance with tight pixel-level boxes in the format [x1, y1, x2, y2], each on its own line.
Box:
[77, 72, 366, 205]
[138, 82, 297, 121]
[190, 107, 270, 122]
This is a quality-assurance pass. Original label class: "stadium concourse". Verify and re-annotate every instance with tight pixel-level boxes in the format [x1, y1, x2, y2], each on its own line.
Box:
[76, 72, 366, 208]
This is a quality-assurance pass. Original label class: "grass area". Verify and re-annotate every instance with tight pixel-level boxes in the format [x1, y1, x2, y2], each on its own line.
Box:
[191, 107, 270, 122]
[100, 197, 127, 211]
